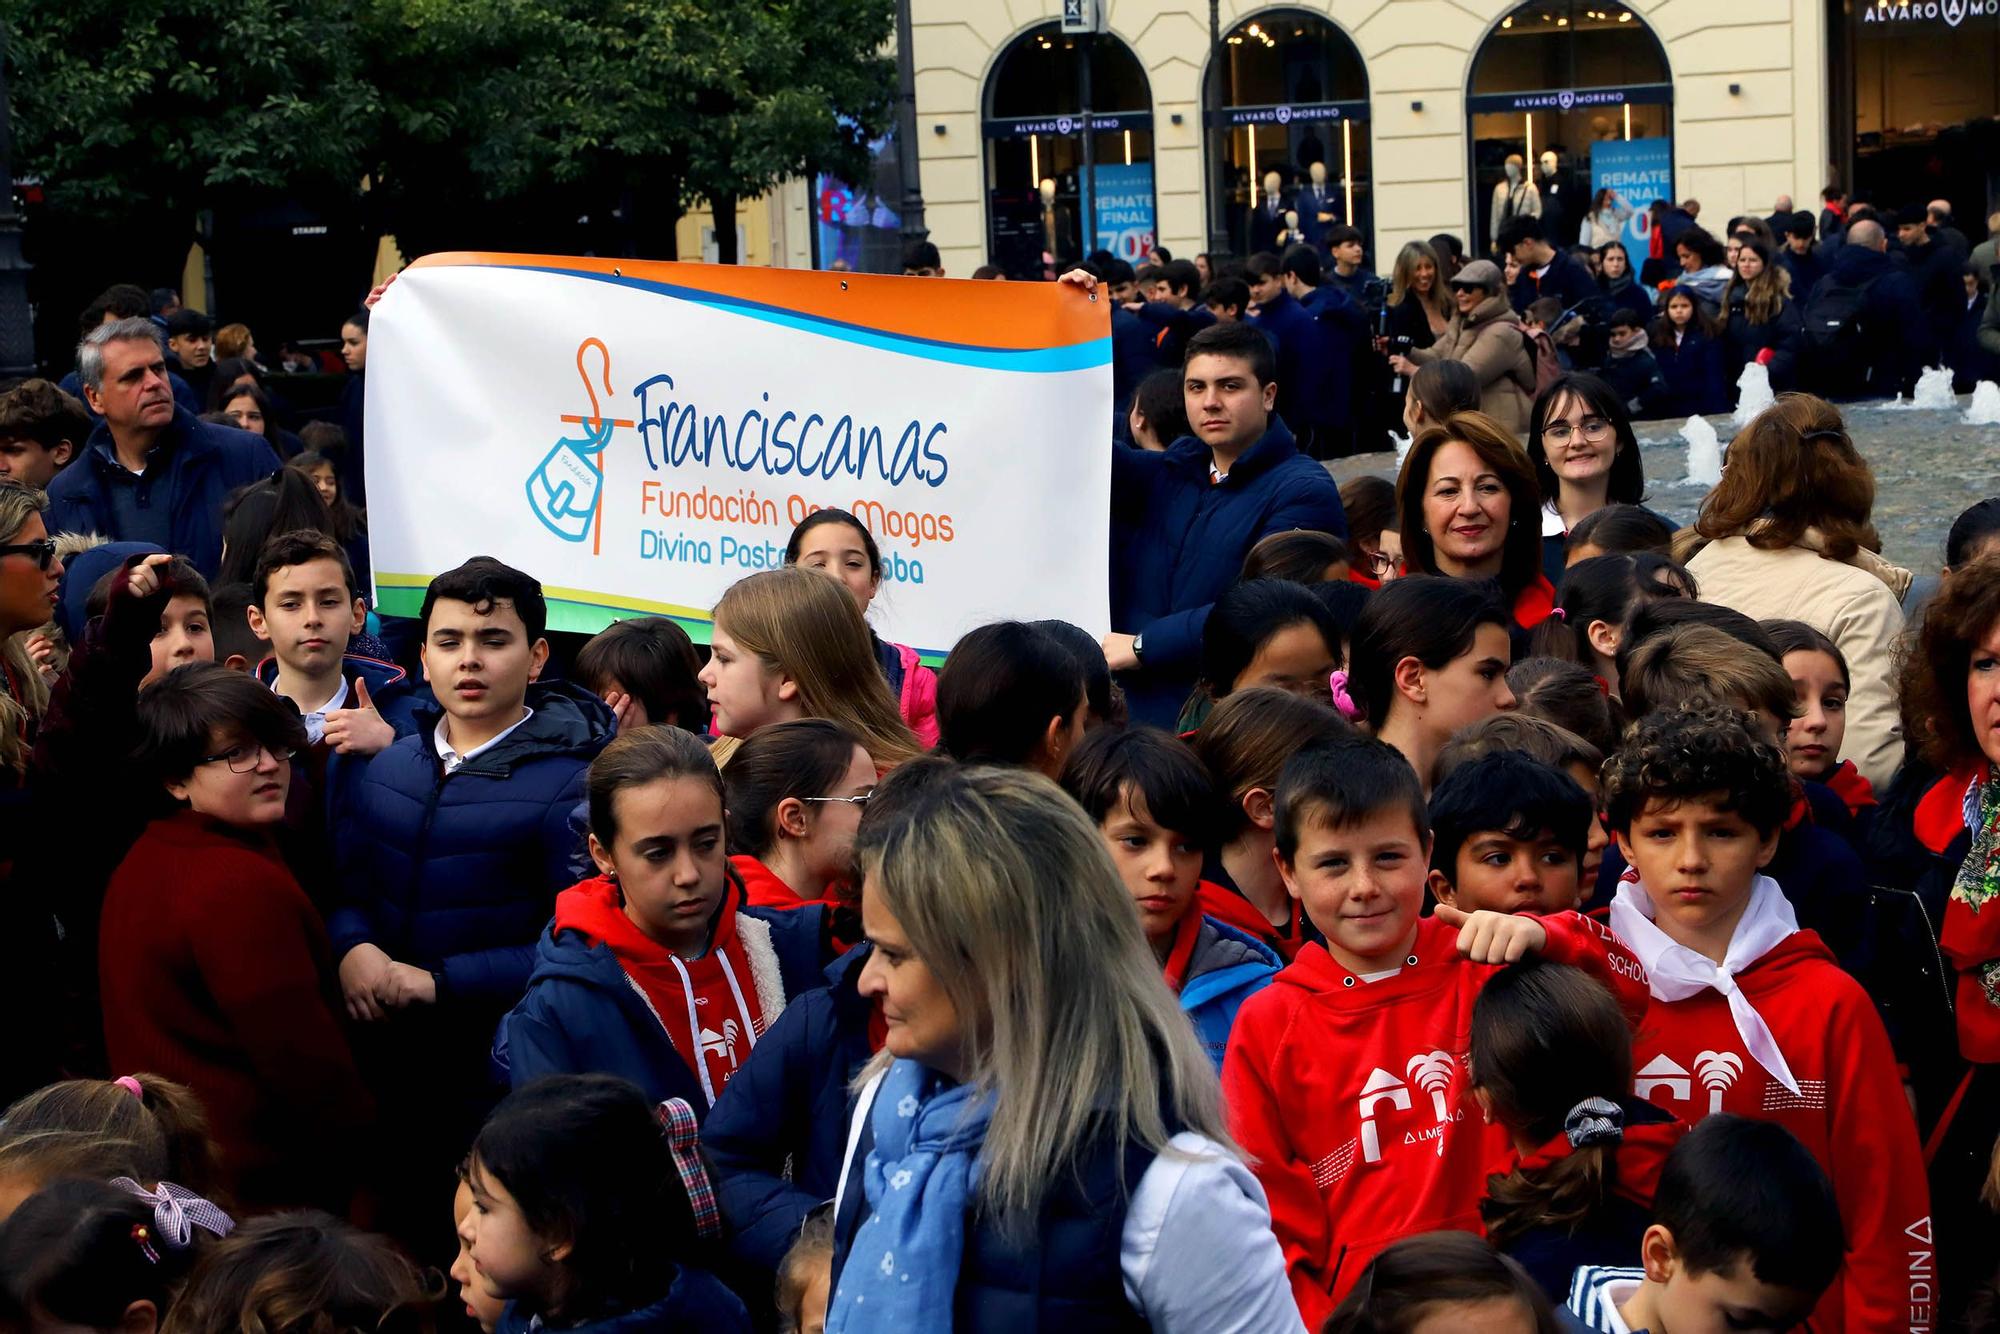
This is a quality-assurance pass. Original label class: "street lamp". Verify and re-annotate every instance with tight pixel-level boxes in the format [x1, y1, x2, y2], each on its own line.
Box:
[895, 0, 928, 250]
[0, 24, 35, 377]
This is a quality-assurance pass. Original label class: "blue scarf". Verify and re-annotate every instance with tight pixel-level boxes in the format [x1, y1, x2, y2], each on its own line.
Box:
[826, 1059, 995, 1333]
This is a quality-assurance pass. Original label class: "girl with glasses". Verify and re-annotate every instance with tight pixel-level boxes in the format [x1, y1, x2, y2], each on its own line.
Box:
[99, 663, 370, 1213]
[724, 718, 875, 939]
[1526, 374, 1660, 588]
[497, 725, 826, 1113]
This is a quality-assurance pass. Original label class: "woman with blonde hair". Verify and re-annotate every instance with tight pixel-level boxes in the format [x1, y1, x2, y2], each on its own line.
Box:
[0, 479, 59, 783]
[1721, 239, 1803, 391]
[1679, 393, 1907, 786]
[699, 567, 922, 769]
[824, 758, 1296, 1332]
[1384, 240, 1451, 348]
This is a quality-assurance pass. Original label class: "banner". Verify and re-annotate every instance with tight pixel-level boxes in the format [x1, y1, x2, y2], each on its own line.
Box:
[364, 256, 1112, 658]
[1092, 162, 1156, 263]
[1590, 138, 1673, 254]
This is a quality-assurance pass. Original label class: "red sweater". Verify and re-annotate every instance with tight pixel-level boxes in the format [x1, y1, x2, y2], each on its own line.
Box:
[1197, 879, 1306, 962]
[1222, 911, 1648, 1328]
[553, 875, 769, 1101]
[99, 809, 372, 1211]
[1629, 930, 1933, 1333]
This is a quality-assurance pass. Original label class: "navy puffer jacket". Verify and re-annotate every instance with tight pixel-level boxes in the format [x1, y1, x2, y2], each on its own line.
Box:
[1110, 418, 1346, 725]
[327, 680, 614, 1010]
[703, 945, 875, 1275]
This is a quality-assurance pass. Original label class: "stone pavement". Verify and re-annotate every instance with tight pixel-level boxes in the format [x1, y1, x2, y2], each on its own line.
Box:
[1328, 394, 2000, 578]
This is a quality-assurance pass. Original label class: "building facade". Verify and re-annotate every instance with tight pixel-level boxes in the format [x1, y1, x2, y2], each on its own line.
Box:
[862, 0, 1987, 277]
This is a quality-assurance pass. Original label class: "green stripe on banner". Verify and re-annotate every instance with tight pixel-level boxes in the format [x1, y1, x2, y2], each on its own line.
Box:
[373, 574, 948, 666]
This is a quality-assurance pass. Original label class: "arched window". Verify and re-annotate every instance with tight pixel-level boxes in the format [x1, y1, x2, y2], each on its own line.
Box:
[982, 24, 1155, 278]
[1205, 10, 1374, 263]
[1468, 1, 1673, 263]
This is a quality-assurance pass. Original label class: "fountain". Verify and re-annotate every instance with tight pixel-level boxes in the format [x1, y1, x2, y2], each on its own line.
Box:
[1967, 381, 2000, 425]
[1911, 365, 1957, 411]
[1681, 414, 1722, 487]
[1731, 362, 1775, 429]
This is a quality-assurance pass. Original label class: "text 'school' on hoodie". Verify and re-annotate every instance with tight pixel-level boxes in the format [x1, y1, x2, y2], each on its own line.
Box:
[1220, 911, 1648, 1331]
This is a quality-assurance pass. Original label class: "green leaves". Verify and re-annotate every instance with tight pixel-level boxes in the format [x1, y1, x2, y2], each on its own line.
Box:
[4, 0, 894, 258]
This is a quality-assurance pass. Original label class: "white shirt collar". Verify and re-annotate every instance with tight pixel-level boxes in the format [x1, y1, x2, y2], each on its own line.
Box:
[435, 707, 534, 776]
[1541, 499, 1567, 537]
[284, 675, 350, 746]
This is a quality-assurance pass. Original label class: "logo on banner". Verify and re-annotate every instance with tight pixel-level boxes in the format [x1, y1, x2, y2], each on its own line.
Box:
[1276, 105, 1293, 124]
[1862, 0, 1995, 21]
[1558, 90, 1576, 110]
[1056, 116, 1074, 135]
[526, 338, 635, 550]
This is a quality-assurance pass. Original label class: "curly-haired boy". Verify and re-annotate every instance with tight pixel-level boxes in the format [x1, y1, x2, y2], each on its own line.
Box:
[1602, 703, 1930, 1332]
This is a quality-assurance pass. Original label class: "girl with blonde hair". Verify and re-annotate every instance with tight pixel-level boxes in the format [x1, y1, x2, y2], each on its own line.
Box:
[823, 759, 1297, 1332]
[699, 567, 922, 768]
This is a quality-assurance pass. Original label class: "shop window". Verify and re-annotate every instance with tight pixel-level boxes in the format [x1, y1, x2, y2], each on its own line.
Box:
[1204, 10, 1373, 262]
[1467, 1, 1672, 261]
[982, 25, 1155, 278]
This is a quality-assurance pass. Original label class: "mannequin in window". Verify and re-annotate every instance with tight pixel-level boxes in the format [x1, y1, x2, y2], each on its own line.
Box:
[1298, 160, 1337, 249]
[1539, 150, 1573, 248]
[1252, 169, 1290, 255]
[1490, 154, 1541, 253]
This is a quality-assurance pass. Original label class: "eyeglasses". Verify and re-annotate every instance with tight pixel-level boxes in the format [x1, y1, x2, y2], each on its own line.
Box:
[802, 790, 873, 809]
[1543, 417, 1614, 445]
[1367, 550, 1399, 576]
[196, 742, 297, 773]
[0, 538, 57, 570]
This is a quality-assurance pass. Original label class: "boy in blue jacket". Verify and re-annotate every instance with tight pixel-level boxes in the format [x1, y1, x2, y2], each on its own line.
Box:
[1060, 723, 1279, 1067]
[328, 555, 614, 1247]
[1091, 310, 1348, 725]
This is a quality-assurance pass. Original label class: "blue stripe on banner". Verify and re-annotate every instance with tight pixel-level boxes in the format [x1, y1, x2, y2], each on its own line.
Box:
[502, 265, 1111, 374]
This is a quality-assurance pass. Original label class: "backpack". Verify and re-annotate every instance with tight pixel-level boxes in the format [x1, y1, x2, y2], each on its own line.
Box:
[1799, 274, 1878, 392]
[1503, 319, 1564, 398]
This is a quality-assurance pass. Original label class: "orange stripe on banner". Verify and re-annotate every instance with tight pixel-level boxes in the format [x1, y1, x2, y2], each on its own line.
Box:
[405, 251, 1109, 351]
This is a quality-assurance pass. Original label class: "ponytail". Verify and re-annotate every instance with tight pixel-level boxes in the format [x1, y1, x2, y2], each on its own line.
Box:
[0, 1074, 221, 1202]
[1470, 962, 1634, 1248]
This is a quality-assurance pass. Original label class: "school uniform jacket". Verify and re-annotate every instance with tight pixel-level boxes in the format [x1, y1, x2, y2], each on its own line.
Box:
[1627, 929, 1932, 1333]
[1221, 911, 1648, 1329]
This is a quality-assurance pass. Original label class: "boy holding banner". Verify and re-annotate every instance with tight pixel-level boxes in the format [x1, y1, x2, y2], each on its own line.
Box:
[1073, 290, 1347, 727]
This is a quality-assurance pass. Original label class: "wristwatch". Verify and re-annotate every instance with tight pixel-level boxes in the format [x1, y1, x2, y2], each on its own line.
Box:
[1132, 633, 1146, 665]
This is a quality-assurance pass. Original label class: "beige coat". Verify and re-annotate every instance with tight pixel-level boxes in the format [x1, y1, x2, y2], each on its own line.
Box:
[1683, 532, 1910, 788]
[1408, 292, 1536, 436]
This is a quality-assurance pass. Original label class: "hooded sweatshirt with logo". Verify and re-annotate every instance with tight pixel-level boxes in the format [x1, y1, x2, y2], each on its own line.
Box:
[1221, 910, 1648, 1329]
[495, 873, 824, 1114]
[1618, 874, 1932, 1334]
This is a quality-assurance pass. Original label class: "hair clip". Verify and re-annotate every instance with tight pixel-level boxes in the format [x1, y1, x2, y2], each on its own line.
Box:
[113, 1075, 144, 1100]
[1563, 1096, 1625, 1148]
[1550, 606, 1568, 622]
[111, 1178, 236, 1247]
[1326, 669, 1364, 723]
[132, 1222, 160, 1264]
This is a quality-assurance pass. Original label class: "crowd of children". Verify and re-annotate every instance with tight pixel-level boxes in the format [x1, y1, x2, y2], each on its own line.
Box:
[1, 345, 1999, 1334]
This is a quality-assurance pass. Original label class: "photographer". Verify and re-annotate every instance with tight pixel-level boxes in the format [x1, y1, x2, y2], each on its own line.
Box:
[1389, 259, 1534, 436]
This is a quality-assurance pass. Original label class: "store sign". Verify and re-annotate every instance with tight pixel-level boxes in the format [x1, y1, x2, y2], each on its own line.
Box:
[1467, 84, 1672, 115]
[1590, 138, 1674, 252]
[984, 112, 1149, 139]
[1860, 0, 1997, 25]
[1209, 102, 1368, 128]
[1093, 162, 1156, 263]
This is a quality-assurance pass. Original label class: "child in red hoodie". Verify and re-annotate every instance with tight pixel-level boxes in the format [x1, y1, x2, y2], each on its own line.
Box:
[1602, 702, 1931, 1333]
[497, 725, 823, 1115]
[1221, 736, 1649, 1329]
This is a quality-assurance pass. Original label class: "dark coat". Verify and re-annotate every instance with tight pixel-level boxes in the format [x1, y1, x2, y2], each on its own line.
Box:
[1250, 288, 1351, 441]
[491, 884, 824, 1112]
[1598, 348, 1667, 417]
[494, 1268, 751, 1334]
[1801, 244, 1928, 400]
[1510, 249, 1598, 317]
[703, 946, 876, 1275]
[1110, 419, 1346, 725]
[46, 407, 280, 579]
[1722, 288, 1803, 391]
[1776, 245, 1826, 303]
[1648, 326, 1729, 417]
[326, 680, 615, 1011]
[1597, 275, 1655, 324]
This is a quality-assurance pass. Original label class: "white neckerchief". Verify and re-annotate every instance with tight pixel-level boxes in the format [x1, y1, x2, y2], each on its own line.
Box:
[1610, 871, 1802, 1094]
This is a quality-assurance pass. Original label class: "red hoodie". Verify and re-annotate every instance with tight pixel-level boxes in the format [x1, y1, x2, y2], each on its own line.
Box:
[1197, 879, 1306, 962]
[1221, 911, 1648, 1328]
[1824, 759, 1878, 820]
[552, 876, 770, 1104]
[1628, 930, 1933, 1333]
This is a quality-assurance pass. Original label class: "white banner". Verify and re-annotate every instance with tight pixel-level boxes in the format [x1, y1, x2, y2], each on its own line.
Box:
[363, 254, 1113, 657]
